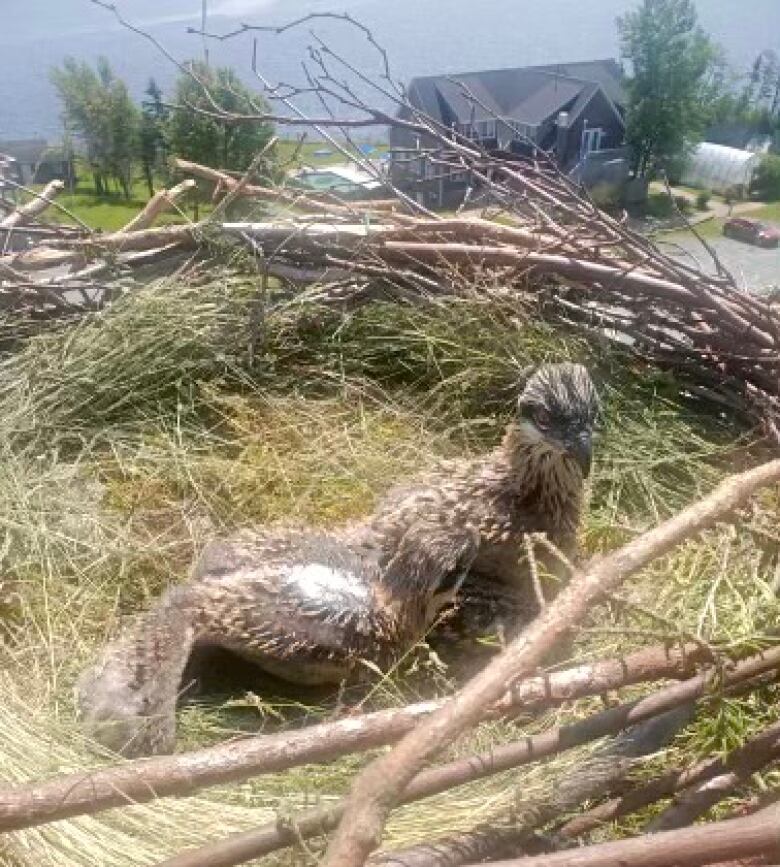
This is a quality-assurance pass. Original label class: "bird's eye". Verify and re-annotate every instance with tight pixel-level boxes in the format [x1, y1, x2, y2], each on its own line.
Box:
[534, 408, 551, 430]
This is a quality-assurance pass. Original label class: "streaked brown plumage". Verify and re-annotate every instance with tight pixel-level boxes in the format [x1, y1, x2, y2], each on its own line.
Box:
[78, 363, 598, 756]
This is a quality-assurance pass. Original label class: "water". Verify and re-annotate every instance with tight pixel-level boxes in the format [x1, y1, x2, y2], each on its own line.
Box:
[1, 0, 779, 141]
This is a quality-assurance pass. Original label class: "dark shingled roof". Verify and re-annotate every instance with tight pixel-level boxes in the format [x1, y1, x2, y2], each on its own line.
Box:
[530, 59, 626, 108]
[0, 139, 69, 164]
[406, 58, 625, 128]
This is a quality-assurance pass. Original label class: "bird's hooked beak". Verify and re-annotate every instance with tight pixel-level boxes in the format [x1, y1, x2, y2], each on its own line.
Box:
[566, 430, 593, 478]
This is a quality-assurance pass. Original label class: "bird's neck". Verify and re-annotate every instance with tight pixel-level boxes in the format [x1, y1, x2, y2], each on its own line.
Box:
[496, 423, 585, 535]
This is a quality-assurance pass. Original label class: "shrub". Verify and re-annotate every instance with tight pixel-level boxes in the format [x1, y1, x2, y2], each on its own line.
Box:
[645, 192, 674, 218]
[673, 194, 694, 215]
[752, 155, 780, 201]
[695, 189, 711, 211]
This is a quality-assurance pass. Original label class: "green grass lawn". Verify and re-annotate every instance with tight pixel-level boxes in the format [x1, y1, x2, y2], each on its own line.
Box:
[275, 137, 389, 169]
[41, 172, 205, 232]
[750, 200, 780, 223]
[36, 141, 388, 231]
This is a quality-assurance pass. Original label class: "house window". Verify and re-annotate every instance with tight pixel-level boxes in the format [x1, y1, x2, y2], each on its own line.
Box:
[581, 127, 604, 156]
[455, 122, 476, 139]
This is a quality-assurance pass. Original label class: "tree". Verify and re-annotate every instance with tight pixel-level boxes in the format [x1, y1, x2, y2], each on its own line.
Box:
[742, 51, 780, 118]
[139, 78, 169, 197]
[50, 57, 140, 198]
[752, 155, 780, 201]
[617, 0, 722, 177]
[166, 62, 274, 172]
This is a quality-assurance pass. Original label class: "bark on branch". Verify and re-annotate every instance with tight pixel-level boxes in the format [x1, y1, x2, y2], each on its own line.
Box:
[0, 180, 65, 230]
[150, 644, 780, 867]
[477, 801, 780, 867]
[174, 158, 400, 216]
[0, 223, 201, 272]
[121, 179, 196, 232]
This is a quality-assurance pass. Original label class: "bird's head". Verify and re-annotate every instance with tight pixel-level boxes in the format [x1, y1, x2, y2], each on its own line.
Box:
[516, 363, 600, 478]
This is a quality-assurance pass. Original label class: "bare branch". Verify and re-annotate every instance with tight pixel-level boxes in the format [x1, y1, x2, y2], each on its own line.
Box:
[121, 179, 196, 233]
[0, 180, 65, 230]
[0, 641, 725, 834]
[478, 801, 780, 867]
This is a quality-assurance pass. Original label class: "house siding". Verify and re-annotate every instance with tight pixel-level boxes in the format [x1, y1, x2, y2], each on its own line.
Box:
[558, 89, 624, 170]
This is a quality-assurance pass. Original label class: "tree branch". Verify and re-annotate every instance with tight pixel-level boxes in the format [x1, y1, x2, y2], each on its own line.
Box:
[0, 641, 718, 835]
[0, 180, 65, 230]
[151, 644, 780, 867]
[477, 801, 780, 867]
[121, 179, 196, 232]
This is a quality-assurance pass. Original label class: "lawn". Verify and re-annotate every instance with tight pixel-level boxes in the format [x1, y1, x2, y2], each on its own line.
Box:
[275, 137, 389, 168]
[658, 199, 780, 242]
[750, 200, 780, 223]
[35, 140, 389, 231]
[41, 172, 205, 232]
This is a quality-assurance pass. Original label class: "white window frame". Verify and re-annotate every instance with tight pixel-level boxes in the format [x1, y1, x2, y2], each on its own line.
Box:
[581, 126, 605, 156]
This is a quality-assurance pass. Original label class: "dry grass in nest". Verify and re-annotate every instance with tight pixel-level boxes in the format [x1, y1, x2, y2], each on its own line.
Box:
[0, 269, 776, 864]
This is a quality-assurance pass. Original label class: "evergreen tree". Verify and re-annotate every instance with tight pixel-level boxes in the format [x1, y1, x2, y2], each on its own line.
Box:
[140, 78, 169, 197]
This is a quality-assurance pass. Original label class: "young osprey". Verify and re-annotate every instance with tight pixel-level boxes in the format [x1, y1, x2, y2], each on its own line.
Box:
[78, 363, 599, 756]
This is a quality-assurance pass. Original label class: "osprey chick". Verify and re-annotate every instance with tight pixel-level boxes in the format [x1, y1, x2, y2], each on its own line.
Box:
[360, 361, 599, 635]
[78, 363, 598, 756]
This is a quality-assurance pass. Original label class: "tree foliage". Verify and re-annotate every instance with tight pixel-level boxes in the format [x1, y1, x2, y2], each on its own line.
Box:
[139, 78, 169, 197]
[166, 62, 274, 172]
[709, 50, 780, 153]
[50, 57, 140, 198]
[745, 50, 780, 118]
[752, 155, 780, 201]
[618, 0, 722, 176]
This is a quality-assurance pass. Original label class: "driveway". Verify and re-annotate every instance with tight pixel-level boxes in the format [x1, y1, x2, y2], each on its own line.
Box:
[658, 233, 780, 294]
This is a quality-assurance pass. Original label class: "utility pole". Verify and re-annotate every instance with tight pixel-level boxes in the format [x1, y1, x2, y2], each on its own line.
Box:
[201, 0, 210, 66]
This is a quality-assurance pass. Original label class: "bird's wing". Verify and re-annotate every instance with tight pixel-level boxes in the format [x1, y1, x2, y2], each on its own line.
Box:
[193, 529, 390, 662]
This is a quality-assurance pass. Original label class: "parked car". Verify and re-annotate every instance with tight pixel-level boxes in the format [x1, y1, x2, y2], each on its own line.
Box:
[722, 217, 780, 248]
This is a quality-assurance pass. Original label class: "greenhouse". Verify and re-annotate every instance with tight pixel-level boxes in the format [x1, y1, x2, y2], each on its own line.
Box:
[680, 142, 762, 195]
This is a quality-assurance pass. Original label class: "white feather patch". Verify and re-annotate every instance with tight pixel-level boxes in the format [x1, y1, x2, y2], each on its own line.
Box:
[288, 562, 370, 602]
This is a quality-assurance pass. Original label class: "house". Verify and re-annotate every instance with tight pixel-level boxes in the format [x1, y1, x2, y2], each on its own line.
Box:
[389, 59, 631, 209]
[0, 139, 75, 187]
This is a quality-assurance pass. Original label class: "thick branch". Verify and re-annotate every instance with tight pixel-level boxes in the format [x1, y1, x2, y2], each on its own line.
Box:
[121, 179, 196, 232]
[0, 223, 200, 272]
[175, 158, 399, 216]
[647, 717, 780, 832]
[0, 642, 713, 833]
[478, 802, 780, 867]
[558, 716, 780, 838]
[367, 705, 696, 867]
[0, 180, 65, 229]
[149, 645, 780, 867]
[321, 460, 780, 867]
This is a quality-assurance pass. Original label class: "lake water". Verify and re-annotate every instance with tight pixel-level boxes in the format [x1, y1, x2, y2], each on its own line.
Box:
[2, 0, 779, 141]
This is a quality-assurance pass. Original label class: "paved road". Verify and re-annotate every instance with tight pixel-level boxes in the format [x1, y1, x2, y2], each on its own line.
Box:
[658, 233, 780, 294]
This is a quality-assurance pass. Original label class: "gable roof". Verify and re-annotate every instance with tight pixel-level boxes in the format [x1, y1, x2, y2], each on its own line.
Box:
[406, 59, 625, 130]
[0, 139, 69, 164]
[529, 59, 626, 108]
